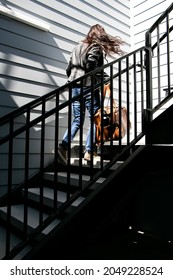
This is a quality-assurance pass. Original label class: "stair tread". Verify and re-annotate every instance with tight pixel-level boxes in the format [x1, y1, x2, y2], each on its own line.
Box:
[0, 204, 62, 235]
[0, 224, 22, 259]
[57, 171, 105, 183]
[27, 187, 85, 207]
[44, 171, 105, 185]
[71, 157, 123, 170]
[0, 205, 48, 228]
[71, 157, 108, 167]
[28, 188, 68, 203]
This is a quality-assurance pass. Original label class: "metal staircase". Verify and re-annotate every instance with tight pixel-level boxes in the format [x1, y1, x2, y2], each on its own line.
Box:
[0, 3, 173, 260]
[0, 147, 125, 259]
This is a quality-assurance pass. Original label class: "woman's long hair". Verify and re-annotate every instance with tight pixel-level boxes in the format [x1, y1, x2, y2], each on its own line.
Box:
[83, 24, 126, 57]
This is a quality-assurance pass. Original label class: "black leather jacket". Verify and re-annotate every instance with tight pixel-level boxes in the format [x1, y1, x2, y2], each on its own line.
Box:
[66, 42, 109, 86]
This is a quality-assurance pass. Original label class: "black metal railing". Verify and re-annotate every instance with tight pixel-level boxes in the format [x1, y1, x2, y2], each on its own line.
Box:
[145, 2, 173, 113]
[0, 47, 148, 259]
[0, 2, 173, 259]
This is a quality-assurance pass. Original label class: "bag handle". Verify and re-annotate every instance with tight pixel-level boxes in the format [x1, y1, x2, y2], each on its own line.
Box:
[103, 83, 111, 98]
[103, 84, 111, 107]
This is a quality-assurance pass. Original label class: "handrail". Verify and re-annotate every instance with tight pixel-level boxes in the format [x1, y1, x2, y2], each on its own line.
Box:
[0, 47, 147, 146]
[0, 47, 146, 126]
[151, 25, 173, 52]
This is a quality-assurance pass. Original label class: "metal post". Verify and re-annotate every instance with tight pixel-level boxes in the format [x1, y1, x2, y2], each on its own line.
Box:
[145, 31, 153, 115]
[144, 31, 153, 144]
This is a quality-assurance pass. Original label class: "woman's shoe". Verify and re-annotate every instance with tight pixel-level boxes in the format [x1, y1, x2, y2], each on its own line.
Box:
[58, 146, 68, 165]
[84, 151, 100, 161]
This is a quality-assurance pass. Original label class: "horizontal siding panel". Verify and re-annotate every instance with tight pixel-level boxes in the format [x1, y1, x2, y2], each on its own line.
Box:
[0, 45, 67, 75]
[1, 62, 61, 85]
[136, 76, 172, 92]
[69, 0, 130, 26]
[5, 0, 130, 40]
[135, 9, 163, 27]
[152, 63, 173, 79]
[55, 0, 130, 29]
[133, 0, 147, 7]
[0, 29, 68, 63]
[0, 169, 40, 186]
[134, 20, 173, 46]
[134, 14, 163, 36]
[134, 0, 165, 16]
[102, 0, 130, 11]
[152, 77, 172, 90]
[0, 21, 75, 55]
[6, 0, 90, 36]
[0, 77, 59, 98]
[133, 0, 173, 144]
[0, 91, 41, 116]
[152, 52, 173, 68]
[0, 154, 46, 170]
[133, 0, 171, 43]
[70, 0, 130, 26]
[0, 138, 55, 154]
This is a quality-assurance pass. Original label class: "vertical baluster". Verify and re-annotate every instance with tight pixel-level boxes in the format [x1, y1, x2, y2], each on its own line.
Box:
[53, 92, 59, 210]
[126, 56, 130, 144]
[118, 60, 122, 145]
[133, 53, 137, 138]
[23, 107, 30, 238]
[67, 84, 72, 200]
[39, 100, 45, 225]
[157, 23, 161, 103]
[79, 79, 84, 190]
[166, 13, 171, 94]
[6, 117, 13, 257]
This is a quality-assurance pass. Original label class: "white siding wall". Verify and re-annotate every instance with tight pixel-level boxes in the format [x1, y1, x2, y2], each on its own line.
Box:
[133, 0, 173, 98]
[132, 0, 173, 48]
[0, 0, 131, 192]
[132, 0, 173, 122]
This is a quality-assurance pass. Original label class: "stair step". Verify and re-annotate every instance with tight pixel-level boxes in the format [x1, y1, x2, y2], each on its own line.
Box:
[0, 205, 47, 229]
[0, 205, 61, 233]
[26, 188, 68, 204]
[70, 157, 123, 169]
[26, 187, 85, 208]
[0, 206, 61, 259]
[44, 171, 106, 188]
[110, 161, 124, 170]
[70, 157, 108, 167]
[0, 224, 23, 259]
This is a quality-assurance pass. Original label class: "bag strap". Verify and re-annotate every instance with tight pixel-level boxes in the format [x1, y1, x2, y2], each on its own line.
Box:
[103, 84, 111, 108]
[103, 84, 111, 98]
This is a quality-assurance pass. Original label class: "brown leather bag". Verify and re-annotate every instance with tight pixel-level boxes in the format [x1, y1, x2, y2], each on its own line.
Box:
[93, 84, 130, 144]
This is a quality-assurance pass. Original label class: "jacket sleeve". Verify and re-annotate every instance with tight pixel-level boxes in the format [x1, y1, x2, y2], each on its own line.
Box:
[66, 57, 72, 77]
[85, 45, 102, 72]
[86, 45, 110, 83]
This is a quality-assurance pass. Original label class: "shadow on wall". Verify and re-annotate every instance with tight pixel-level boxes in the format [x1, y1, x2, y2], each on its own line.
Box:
[0, 6, 73, 194]
[0, 0, 73, 118]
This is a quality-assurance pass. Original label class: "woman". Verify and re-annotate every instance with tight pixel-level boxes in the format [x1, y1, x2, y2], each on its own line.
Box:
[58, 24, 125, 164]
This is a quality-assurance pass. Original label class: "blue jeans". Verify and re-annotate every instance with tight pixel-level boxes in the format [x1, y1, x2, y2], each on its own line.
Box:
[61, 87, 100, 152]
